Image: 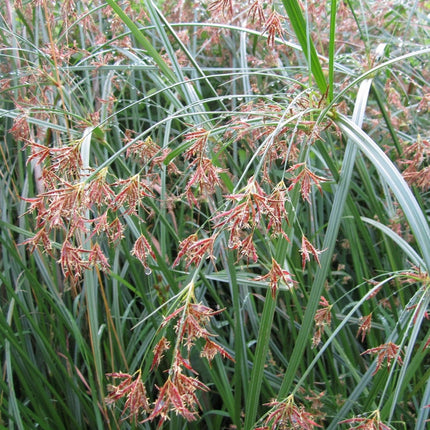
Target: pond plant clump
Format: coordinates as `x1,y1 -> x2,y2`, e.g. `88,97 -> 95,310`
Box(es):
1,0 -> 430,428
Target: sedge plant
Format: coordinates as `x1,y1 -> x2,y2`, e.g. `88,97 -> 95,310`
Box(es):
1,0 -> 429,428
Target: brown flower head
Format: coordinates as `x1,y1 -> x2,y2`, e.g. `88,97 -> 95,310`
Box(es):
288,163 -> 328,204
264,395 -> 322,429
106,371 -> 150,423
300,235 -> 324,270
312,296 -> 332,347
340,409 -> 392,429
173,232 -> 218,268
357,313 -> 372,343
254,257 -> 295,299
263,11 -> 285,47
362,342 -> 404,375
131,234 -> 156,274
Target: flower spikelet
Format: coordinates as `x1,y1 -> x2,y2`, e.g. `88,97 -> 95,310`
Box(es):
185,157 -> 226,206
263,11 -> 285,47
113,174 -> 153,215
312,296 -> 332,347
125,134 -> 160,164
288,163 -> 328,204
173,232 -> 218,268
151,337 -> 171,371
173,302 -> 223,350
362,342 -> 404,375
248,0 -> 265,24
106,371 -> 150,423
254,257 -> 295,299
208,0 -> 233,17
266,181 -> 290,240
300,235 -> 324,270
357,313 -> 372,342
88,242 -> 110,273
131,234 -> 156,273
263,395 -> 322,429
183,127 -> 210,160
147,370 -> 209,425
59,240 -> 90,282
340,409 -> 392,429
213,177 -> 285,262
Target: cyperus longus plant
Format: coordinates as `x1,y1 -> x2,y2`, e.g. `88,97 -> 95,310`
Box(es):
1,0 -> 429,429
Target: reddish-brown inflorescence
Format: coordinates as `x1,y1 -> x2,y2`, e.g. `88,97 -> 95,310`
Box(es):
266,181 -> 290,241
131,234 -> 156,274
173,233 -> 218,268
357,313 -> 373,342
399,136 -> 430,191
146,292 -> 233,425
248,0 -> 265,24
50,141 -> 83,176
183,127 -> 211,160
162,301 -> 227,353
112,174 -> 154,216
125,134 -> 160,164
207,0 -> 234,17
340,409 -> 392,429
288,163 -> 328,204
312,296 -> 332,347
263,395 -> 322,429
213,177 -> 290,263
362,342 -> 404,375
88,242 -> 111,273
185,157 -> 227,207
85,168 -> 115,208
263,10 -> 285,47
180,126 -> 227,207
107,285 -> 233,426
201,337 -> 234,362
151,336 -> 171,371
147,364 -> 209,426
254,257 -> 295,299
106,371 -> 151,424
59,240 -> 91,282
300,235 -> 324,270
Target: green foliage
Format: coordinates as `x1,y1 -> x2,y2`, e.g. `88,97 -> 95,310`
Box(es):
1,0 -> 429,428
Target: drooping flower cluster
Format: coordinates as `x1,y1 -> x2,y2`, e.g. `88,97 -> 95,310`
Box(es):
212,177 -> 291,263
340,409 -> 393,430
253,257 -> 295,298
357,313 -> 373,343
362,342 -> 404,376
312,296 -> 332,347
106,371 -> 151,424
106,283 -> 233,426
256,395 -> 322,429
22,142 -> 160,285
399,136 -> 430,191
182,127 -> 227,207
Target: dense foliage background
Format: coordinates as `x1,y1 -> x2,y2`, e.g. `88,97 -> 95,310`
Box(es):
1,0 -> 430,428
